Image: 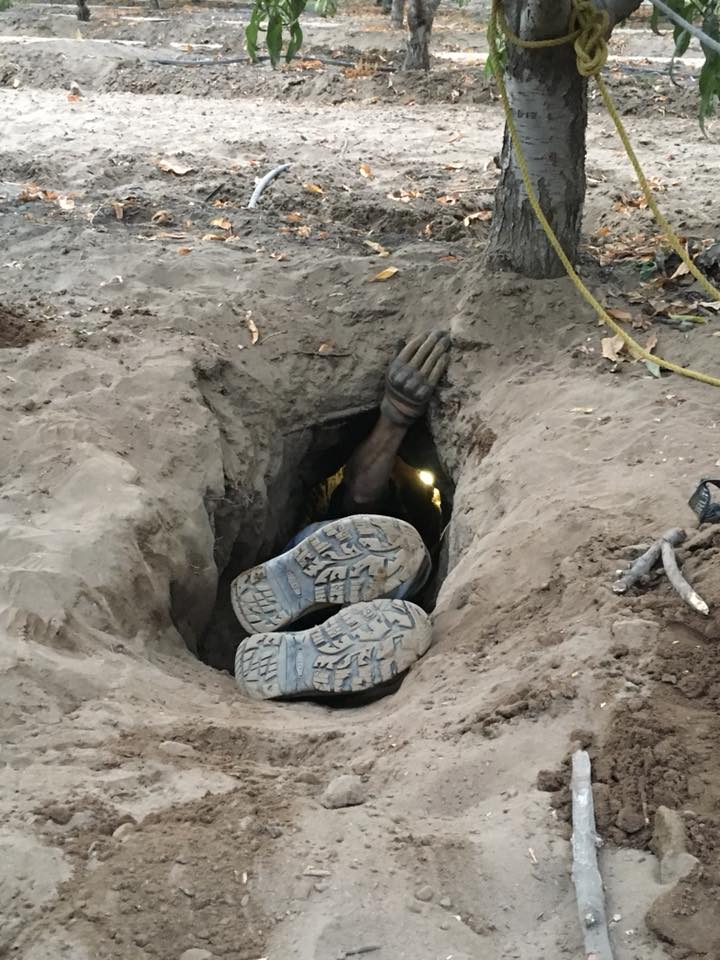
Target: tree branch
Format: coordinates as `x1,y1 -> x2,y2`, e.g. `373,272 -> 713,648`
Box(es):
594,0 -> 644,29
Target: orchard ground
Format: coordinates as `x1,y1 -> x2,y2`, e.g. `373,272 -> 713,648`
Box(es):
1,2 -> 720,958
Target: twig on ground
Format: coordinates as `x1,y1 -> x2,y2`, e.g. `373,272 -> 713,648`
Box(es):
661,538 -> 709,615
205,183 -> 225,203
571,750 -> 615,960
612,527 -> 685,593
149,53 -> 394,71
248,163 -> 290,209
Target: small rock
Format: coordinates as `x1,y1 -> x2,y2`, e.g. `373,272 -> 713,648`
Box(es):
296,770 -> 321,785
616,806 -> 646,834
415,885 -> 434,902
320,775 -> 366,809
112,823 -> 135,842
407,900 -> 422,914
439,897 -> 452,909
500,787 -> 519,800
240,894 -> 250,907
266,824 -> 283,839
179,951 -> 214,960
652,806 -> 687,860
350,754 -> 376,776
43,804 -> 73,826
159,740 -> 197,759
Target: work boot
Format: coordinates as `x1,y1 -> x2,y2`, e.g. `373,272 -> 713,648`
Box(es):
234,598 -> 432,699
230,515 -> 431,634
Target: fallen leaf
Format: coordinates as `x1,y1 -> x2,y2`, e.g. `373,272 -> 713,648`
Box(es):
671,261 -> 690,279
245,311 -> 259,344
571,407 -> 594,414
363,239 -> 390,257
423,223 -> 433,238
439,254 -> 462,262
157,159 -> 195,176
448,131 -> 465,143
436,194 -> 461,205
177,247 -> 193,255
57,195 -> 75,211
110,200 -> 124,220
644,332 -> 658,352
152,210 -> 172,224
154,231 -> 187,239
67,93 -> 81,103
699,300 -> 720,313
318,340 -> 335,355
601,334 -> 626,362
211,216 -> 232,230
286,212 -> 303,223
372,266 -> 398,281
387,188 -> 420,203
643,359 -> 662,378
270,251 -> 287,261
296,225 -> 312,238
359,163 -> 374,179
201,233 -> 227,241
606,308 -> 632,322
303,182 -> 324,195
463,210 -> 492,226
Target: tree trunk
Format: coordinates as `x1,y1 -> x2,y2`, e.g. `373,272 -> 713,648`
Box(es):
391,0 -> 405,29
486,0 -> 585,278
403,0 -> 440,70
380,0 -> 392,14
76,0 -> 90,20
486,0 -> 644,278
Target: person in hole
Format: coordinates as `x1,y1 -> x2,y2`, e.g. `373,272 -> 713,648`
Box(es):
231,329 -> 451,700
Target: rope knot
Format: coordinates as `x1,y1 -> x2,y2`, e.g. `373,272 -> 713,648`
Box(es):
570,0 -> 610,77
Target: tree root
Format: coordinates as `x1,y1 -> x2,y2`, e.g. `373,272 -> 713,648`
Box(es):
661,539 -> 709,616
612,527 -> 685,593
612,527 -> 710,616
571,750 -> 615,960
247,163 -> 290,210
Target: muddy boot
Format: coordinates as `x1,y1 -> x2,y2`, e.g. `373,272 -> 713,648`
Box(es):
230,515 -> 430,634
234,598 -> 432,699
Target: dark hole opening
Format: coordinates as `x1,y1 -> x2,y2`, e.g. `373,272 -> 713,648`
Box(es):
198,410 -> 455,701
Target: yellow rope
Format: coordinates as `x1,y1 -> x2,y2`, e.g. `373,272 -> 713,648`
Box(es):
487,0 -> 720,388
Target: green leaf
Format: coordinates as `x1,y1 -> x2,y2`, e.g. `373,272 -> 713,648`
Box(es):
245,17 -> 260,61
674,28 -> 692,57
286,20 -> 304,60
650,4 -> 661,33
313,0 -> 337,16
643,359 -> 662,378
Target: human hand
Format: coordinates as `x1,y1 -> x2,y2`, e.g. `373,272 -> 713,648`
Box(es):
381,329 -> 451,427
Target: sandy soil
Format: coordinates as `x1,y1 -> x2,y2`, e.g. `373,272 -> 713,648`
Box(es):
1,2 -> 720,959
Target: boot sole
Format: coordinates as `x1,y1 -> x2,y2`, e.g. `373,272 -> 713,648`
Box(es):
234,599 -> 432,699
230,515 -> 430,634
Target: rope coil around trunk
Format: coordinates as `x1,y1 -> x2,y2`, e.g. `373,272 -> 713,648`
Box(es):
488,0 -> 720,389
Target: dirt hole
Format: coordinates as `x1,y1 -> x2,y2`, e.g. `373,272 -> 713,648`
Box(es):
198,411 -> 455,687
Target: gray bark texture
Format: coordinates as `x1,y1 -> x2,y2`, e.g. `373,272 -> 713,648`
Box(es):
391,0 -> 405,29
404,0 -> 441,70
487,0 -> 643,278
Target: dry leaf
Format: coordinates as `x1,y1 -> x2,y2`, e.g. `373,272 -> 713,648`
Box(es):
318,340 -> 335,355
439,254 -> 462,262
67,93 -> 81,103
359,163 -> 374,179
448,131 -> 465,144
670,261 -> 690,279
387,188 -> 420,203
644,332 -> 658,353
436,194 -> 460,205
157,159 -> 195,176
286,212 -> 303,223
57,195 -> 75,211
601,334 -> 626,362
463,210 -> 492,226
154,231 -> 187,239
270,251 -> 287,261
303,182 -> 324,195
110,200 -> 124,220
201,233 -> 227,241
177,247 -> 193,255
152,210 -> 172,224
699,300 -> 720,313
296,225 -> 312,238
372,266 -> 398,282
211,216 -> 232,230
571,407 -> 594,414
606,308 -> 632,322
363,240 -> 389,257
245,311 -> 259,345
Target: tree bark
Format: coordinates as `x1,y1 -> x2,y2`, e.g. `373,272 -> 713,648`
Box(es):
403,0 -> 440,70
391,0 -> 405,29
486,0 -> 643,278
487,0 -> 586,277
76,0 -> 90,20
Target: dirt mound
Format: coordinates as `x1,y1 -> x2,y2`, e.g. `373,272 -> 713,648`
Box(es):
0,304 -> 46,348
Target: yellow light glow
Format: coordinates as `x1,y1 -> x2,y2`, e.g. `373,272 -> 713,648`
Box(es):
418,469 -> 435,487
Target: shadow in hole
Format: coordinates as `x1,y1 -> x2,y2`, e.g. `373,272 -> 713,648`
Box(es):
197,412 -> 454,696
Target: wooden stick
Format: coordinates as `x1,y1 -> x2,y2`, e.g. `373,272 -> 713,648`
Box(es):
661,539 -> 710,615
612,527 -> 685,593
247,163 -> 290,210
571,751 -> 615,960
